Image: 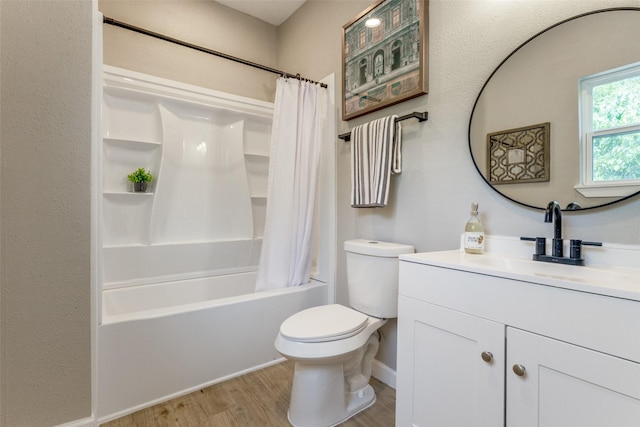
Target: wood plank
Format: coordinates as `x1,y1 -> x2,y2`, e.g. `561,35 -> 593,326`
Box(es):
101,360 -> 396,426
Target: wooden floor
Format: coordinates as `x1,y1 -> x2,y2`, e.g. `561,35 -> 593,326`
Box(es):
101,360 -> 396,427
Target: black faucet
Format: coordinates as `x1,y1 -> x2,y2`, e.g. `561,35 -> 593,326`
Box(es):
544,201 -> 563,257
520,201 -> 602,266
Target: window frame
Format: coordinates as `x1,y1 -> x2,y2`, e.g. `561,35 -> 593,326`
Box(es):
577,62 -> 640,197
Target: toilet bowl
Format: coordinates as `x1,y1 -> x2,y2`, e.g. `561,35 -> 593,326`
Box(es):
275,239 -> 414,427
275,304 -> 386,427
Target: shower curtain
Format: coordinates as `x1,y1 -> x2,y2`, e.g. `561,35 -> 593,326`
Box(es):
255,77 -> 326,291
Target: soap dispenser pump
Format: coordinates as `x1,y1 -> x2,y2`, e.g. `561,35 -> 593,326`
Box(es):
464,202 -> 485,254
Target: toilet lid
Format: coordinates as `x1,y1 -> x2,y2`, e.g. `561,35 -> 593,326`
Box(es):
280,304 -> 369,343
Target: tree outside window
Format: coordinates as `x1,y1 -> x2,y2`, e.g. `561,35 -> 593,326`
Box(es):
580,63 -> 640,189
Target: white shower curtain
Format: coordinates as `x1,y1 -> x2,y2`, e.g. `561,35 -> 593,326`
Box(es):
255,77 -> 326,291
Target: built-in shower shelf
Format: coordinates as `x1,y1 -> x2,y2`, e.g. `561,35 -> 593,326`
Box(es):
103,243 -> 148,249
103,191 -> 154,196
104,137 -> 161,148
102,67 -> 272,277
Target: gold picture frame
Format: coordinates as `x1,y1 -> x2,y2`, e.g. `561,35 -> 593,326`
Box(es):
342,0 -> 429,121
487,122 -> 551,185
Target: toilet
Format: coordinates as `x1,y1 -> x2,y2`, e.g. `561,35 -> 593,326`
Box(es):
275,239 -> 414,427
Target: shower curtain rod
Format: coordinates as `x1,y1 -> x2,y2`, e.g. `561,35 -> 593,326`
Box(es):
102,16 -> 328,89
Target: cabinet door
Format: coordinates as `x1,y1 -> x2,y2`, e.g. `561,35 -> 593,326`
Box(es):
507,327 -> 640,427
397,296 -> 505,427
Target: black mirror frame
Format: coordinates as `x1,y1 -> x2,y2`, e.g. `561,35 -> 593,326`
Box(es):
468,7 -> 640,212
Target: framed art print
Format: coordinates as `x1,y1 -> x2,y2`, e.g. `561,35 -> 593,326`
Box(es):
487,122 -> 551,184
342,0 -> 429,120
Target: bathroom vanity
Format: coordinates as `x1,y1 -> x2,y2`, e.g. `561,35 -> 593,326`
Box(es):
396,237 -> 640,426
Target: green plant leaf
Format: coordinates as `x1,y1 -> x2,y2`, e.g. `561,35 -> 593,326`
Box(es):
127,167 -> 153,183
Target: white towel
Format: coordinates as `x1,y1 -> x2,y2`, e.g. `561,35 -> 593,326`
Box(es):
350,115 -> 402,207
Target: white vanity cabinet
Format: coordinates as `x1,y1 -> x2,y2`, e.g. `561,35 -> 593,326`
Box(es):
397,296 -> 505,426
506,327 -> 640,427
396,251 -> 640,427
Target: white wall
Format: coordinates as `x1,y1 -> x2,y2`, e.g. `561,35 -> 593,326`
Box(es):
0,0 -> 93,425
279,0 -> 640,370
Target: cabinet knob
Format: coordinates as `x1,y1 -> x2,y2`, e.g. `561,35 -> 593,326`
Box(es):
512,364 -> 526,377
480,351 -> 493,363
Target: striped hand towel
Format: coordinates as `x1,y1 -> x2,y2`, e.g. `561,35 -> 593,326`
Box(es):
350,115 -> 402,207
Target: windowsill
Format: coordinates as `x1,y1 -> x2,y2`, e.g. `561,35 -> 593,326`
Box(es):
574,182 -> 640,198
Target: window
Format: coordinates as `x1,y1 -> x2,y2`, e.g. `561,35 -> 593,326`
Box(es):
392,7 -> 400,28
359,58 -> 367,86
391,40 -> 402,70
578,62 -> 640,197
372,20 -> 384,43
374,50 -> 384,77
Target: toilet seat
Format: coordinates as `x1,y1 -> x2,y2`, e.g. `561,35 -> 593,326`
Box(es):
279,304 -> 369,343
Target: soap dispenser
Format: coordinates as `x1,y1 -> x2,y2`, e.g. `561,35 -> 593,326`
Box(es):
464,202 -> 485,254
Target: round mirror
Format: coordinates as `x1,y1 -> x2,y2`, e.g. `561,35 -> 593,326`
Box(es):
469,8 -> 640,211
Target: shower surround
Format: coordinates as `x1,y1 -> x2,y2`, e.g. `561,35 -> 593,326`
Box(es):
97,67 -> 329,421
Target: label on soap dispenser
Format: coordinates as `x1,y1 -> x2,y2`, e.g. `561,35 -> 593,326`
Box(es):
464,232 -> 485,252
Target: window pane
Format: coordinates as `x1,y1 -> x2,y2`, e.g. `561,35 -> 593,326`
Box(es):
592,75 -> 640,131
592,131 -> 640,181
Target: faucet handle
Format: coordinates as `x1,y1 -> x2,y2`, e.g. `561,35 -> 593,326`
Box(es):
570,240 -> 603,260
520,236 -> 546,255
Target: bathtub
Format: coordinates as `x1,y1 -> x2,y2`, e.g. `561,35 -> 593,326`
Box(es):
97,271 -> 328,422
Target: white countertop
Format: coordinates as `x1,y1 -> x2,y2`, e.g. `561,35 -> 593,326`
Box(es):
400,236 -> 640,302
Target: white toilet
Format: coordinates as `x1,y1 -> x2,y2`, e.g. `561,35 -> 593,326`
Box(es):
274,239 -> 414,427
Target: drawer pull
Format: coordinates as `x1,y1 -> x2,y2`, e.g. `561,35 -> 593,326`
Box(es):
512,364 -> 526,377
481,351 -> 493,363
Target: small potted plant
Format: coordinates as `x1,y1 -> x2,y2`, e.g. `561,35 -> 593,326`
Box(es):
127,167 -> 153,193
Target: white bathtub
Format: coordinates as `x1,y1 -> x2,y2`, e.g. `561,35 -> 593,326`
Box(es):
97,271 -> 328,422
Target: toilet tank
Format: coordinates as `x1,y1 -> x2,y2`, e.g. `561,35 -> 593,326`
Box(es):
344,239 -> 414,318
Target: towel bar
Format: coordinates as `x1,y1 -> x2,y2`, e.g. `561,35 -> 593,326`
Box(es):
338,112 -> 428,142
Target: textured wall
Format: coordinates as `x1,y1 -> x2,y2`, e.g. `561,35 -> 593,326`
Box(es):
99,0 -> 279,102
0,0 -> 93,425
278,0 -> 640,371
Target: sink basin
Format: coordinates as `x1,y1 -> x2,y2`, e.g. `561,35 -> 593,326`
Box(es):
465,255 -> 630,285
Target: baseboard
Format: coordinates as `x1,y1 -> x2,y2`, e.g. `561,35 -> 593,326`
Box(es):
371,359 -> 396,389
55,416 -> 97,427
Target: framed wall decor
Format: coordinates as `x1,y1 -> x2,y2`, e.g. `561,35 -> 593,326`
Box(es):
487,122 -> 551,185
342,0 -> 429,121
